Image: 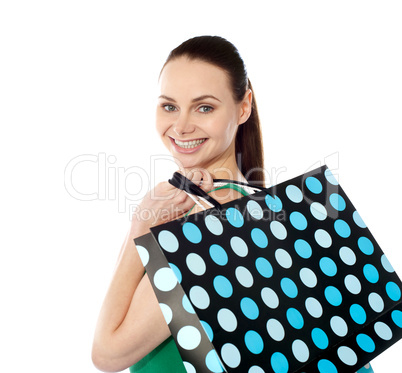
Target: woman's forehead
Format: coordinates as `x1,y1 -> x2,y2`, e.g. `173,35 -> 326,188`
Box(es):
158,57 -> 232,100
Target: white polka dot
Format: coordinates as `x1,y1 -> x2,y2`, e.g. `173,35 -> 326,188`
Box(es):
261,287 -> 279,309
217,308 -> 238,332
266,318 -> 285,341
337,346 -> 358,366
235,266 -> 254,288
230,236 -> 248,257
292,339 -> 309,362
189,286 -> 210,310
344,274 -> 362,295
339,246 -> 356,266
221,343 -> 241,368
374,321 -> 393,340
247,200 -> 264,220
183,361 -> 196,373
186,253 -> 206,276
305,297 -> 323,318
153,267 -> 178,292
299,267 -> 317,288
330,316 -> 348,337
205,215 -> 224,235
177,326 -> 201,350
159,303 -> 173,324
136,245 -> 149,266
270,221 -> 287,240
315,229 -> 332,248
310,202 -> 327,221
248,366 -> 265,373
368,292 -> 384,313
158,230 -> 179,253
275,248 -> 292,269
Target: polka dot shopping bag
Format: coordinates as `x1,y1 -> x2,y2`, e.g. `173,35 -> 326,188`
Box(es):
134,165 -> 402,373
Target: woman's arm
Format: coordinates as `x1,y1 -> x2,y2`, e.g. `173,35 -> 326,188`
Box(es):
91,182 -> 196,372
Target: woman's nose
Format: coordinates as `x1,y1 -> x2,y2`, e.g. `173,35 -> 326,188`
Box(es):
172,113 -> 195,136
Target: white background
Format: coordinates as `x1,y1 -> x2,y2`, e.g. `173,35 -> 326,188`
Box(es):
1,1 -> 401,372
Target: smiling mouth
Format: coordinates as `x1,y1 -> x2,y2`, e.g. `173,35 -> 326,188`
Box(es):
173,138 -> 207,149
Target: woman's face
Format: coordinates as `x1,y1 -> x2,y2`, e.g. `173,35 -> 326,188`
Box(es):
156,57 -> 250,172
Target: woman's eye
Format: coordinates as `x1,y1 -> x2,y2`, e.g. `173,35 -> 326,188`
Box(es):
198,106 -> 213,113
163,104 -> 177,112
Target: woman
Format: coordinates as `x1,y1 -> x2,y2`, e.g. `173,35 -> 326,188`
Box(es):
92,36 -> 374,373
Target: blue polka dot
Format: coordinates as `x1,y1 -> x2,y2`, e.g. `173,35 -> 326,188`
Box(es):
358,237 -> 374,255
200,320 -> 213,341
281,277 -> 298,298
241,297 -> 259,320
245,330 -> 264,354
356,334 -> 375,353
353,210 -> 366,228
325,286 -> 342,306
310,202 -> 327,221
182,222 -> 202,244
168,263 -> 182,283
330,193 -> 346,211
311,328 -> 329,349
350,304 -> 367,324
286,185 -> 303,203
315,229 -> 332,248
271,352 -> 289,373
289,211 -> 308,230
205,350 -> 224,372
255,257 -> 273,278
391,310 -> 402,328
226,207 -> 244,228
381,255 -> 395,273
209,244 -> 228,266
230,236 -> 248,257
265,194 -> 283,212
204,215 -> 223,235
317,359 -> 338,373
334,219 -> 351,238
158,230 -> 179,253
386,282 -> 401,301
182,294 -> 195,314
270,221 -> 287,240
213,275 -> 233,298
306,176 -> 323,194
251,228 -> 268,248
266,319 -> 285,341
363,264 -> 379,284
325,169 -> 339,185
294,239 -> 312,259
247,200 -> 264,220
319,257 -> 337,277
286,308 -> 304,329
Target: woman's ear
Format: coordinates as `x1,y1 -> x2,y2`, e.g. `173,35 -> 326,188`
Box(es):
238,89 -> 253,125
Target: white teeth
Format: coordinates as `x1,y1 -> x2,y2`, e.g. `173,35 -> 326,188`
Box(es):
174,138 -> 206,149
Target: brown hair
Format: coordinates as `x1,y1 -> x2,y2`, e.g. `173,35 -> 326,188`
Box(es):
161,35 -> 265,185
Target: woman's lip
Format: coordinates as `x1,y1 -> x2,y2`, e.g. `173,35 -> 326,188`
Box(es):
168,136 -> 208,154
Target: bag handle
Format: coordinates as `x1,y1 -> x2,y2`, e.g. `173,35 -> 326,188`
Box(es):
168,172 -> 273,210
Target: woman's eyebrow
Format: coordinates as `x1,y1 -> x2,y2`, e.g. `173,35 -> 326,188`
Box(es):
158,94 -> 222,103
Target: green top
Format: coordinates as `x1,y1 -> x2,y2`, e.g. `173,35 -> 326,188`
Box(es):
130,183 -> 250,372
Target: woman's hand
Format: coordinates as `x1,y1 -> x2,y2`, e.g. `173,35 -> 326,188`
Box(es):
130,168 -> 214,237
